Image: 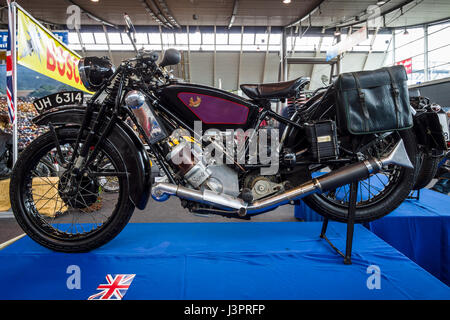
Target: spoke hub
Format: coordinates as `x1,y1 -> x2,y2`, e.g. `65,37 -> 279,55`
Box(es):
58,170 -> 99,209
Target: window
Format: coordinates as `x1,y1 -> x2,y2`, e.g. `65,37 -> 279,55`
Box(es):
319,36 -> 334,51
93,33 -> 107,44
269,33 -> 281,45
148,33 -> 161,44
80,33 -> 95,44
428,63 -> 450,81
395,27 -> 424,48
428,46 -> 450,69
121,33 -> 131,44
293,36 -> 321,51
68,32 -> 79,44
107,33 -> 122,44
202,33 -> 215,45
84,44 -> 109,51
175,32 -> 188,45
135,33 -> 149,44
161,33 -> 175,45
242,33 -> 255,45
395,38 -> 424,62
229,33 -> 241,45
428,25 -> 450,51
428,22 -> 450,35
427,22 -> 450,81
371,34 -> 392,52
215,33 -> 228,44
255,33 -> 267,46
189,31 -> 202,44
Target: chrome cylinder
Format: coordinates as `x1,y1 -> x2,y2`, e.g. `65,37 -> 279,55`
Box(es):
124,90 -> 167,144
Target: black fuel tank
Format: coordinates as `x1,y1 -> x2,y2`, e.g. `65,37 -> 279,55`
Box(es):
158,83 -> 259,131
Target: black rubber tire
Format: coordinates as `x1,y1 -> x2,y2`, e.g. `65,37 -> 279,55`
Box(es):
413,152 -> 441,190
10,127 -> 135,252
302,129 -> 417,223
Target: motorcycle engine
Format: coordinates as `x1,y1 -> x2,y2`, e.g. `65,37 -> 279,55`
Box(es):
164,135 -> 240,197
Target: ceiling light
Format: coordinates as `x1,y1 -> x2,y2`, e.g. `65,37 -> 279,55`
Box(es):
283,0 -> 291,4
91,0 -> 99,2
334,29 -> 341,36
403,28 -> 409,35
377,1 -> 386,5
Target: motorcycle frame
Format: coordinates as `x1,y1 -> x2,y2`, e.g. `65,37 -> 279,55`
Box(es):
70,64 -> 356,190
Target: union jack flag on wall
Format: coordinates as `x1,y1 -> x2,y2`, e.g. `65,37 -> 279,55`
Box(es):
88,274 -> 136,300
6,0 -> 16,124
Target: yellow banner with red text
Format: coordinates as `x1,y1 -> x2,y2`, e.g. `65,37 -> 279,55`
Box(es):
16,8 -> 91,93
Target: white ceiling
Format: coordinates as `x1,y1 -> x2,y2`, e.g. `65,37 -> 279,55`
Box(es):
0,0 -> 448,28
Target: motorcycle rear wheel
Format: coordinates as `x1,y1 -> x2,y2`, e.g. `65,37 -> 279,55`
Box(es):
10,127 -> 135,252
302,129 -> 417,223
300,101 -> 418,223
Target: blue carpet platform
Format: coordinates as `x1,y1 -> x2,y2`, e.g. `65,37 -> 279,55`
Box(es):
295,188 -> 450,286
0,222 -> 449,300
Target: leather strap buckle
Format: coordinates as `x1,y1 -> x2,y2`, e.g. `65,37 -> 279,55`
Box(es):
359,91 -> 365,100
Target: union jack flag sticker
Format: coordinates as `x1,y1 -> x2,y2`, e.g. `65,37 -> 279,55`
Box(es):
88,274 -> 136,300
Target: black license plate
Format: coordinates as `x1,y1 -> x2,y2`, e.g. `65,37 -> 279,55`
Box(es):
33,91 -> 84,114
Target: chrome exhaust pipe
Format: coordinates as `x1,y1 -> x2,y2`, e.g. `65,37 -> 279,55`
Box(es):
152,139 -> 413,215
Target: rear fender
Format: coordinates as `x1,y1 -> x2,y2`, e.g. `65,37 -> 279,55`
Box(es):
412,111 -> 447,152
33,106 -> 151,210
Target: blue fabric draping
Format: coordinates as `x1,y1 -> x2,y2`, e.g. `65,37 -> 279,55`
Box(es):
0,222 -> 448,299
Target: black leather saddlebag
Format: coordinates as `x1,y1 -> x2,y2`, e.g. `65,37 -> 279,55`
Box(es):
335,65 -> 413,135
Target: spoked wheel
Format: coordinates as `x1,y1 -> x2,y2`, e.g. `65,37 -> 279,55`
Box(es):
10,127 -> 134,252
97,161 -> 120,193
302,103 -> 418,223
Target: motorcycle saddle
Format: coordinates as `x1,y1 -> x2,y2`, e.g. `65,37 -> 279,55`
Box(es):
240,77 -> 310,100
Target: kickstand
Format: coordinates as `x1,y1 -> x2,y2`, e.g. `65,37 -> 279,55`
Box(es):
320,180 -> 358,265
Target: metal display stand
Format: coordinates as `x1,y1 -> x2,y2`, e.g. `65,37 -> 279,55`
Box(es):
319,180 -> 358,265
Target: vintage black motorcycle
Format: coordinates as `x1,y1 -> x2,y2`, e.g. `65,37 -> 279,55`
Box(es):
11,17 -> 441,252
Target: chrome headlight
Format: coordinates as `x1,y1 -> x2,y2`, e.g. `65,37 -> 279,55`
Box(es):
78,56 -> 115,91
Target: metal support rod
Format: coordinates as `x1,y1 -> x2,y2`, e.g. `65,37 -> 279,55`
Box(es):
75,27 -> 86,56
159,25 -> 164,52
392,29 -> 396,65
424,24 -> 429,81
102,24 -> 114,65
329,63 -> 335,84
362,27 -> 379,70
282,27 -> 288,82
11,2 -> 18,164
213,25 -> 216,87
186,25 -> 191,82
261,26 -> 271,83
237,25 -> 244,91
277,27 -> 288,114
309,36 -> 324,86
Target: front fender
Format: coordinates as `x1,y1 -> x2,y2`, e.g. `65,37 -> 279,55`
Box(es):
33,106 -> 151,210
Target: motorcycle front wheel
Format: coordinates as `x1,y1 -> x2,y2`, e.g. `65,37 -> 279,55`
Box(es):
10,127 -> 135,252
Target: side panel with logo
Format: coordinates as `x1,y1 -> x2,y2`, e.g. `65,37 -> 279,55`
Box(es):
177,92 -> 249,125
159,83 -> 259,131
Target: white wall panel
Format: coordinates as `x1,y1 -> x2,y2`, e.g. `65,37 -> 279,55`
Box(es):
240,53 -> 265,85
81,50 -> 387,91
215,52 -> 239,91
189,52 -> 214,86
